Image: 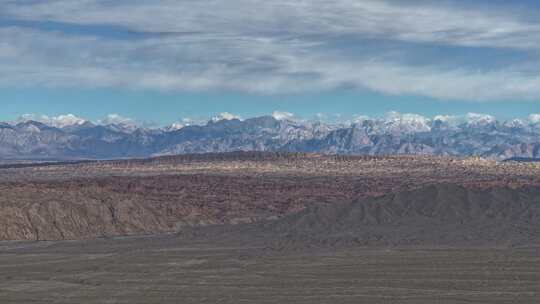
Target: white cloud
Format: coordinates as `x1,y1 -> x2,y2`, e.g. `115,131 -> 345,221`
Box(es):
0,43 -> 18,58
300,58 -> 540,101
5,0 -> 540,50
2,25 -> 540,101
2,1 -> 540,101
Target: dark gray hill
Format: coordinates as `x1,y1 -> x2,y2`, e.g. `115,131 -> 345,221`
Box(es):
185,184 -> 540,248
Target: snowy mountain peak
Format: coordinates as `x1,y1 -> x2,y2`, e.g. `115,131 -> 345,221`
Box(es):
432,113 -> 498,129
51,114 -> 87,128
211,112 -> 241,122
16,113 -> 88,129
381,111 -> 431,133
529,114 -> 540,125
352,115 -> 371,124
272,111 -> 295,121
504,119 -> 527,129
1,112 -> 540,160
98,114 -> 138,132
18,121 -> 43,133
465,113 -> 496,126
433,115 -> 456,123
164,122 -> 186,131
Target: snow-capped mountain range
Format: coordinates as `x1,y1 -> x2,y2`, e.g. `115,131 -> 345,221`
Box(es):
1,112 -> 539,161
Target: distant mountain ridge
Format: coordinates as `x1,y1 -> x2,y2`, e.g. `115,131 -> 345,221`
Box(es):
504,157 -> 540,163
1,113 -> 539,160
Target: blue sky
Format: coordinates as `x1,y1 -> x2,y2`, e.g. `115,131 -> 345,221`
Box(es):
1,0 -> 539,124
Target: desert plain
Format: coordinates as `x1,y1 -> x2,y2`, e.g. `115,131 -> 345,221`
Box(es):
2,152 -> 540,303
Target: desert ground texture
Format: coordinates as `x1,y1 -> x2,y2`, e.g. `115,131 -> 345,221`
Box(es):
2,152 -> 540,303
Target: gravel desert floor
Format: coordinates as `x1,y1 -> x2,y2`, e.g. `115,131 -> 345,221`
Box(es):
2,236 -> 540,304
2,153 -> 540,303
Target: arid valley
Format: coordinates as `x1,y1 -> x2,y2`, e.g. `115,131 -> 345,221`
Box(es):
2,152 -> 540,303
4,1 -> 540,302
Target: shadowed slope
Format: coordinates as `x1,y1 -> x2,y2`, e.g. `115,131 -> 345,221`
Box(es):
272,184 -> 540,247
190,184 -> 540,248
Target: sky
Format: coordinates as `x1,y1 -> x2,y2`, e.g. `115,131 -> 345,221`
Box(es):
1,0 -> 540,125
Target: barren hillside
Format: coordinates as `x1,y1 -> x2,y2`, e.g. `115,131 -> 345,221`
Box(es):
1,152 -> 540,241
